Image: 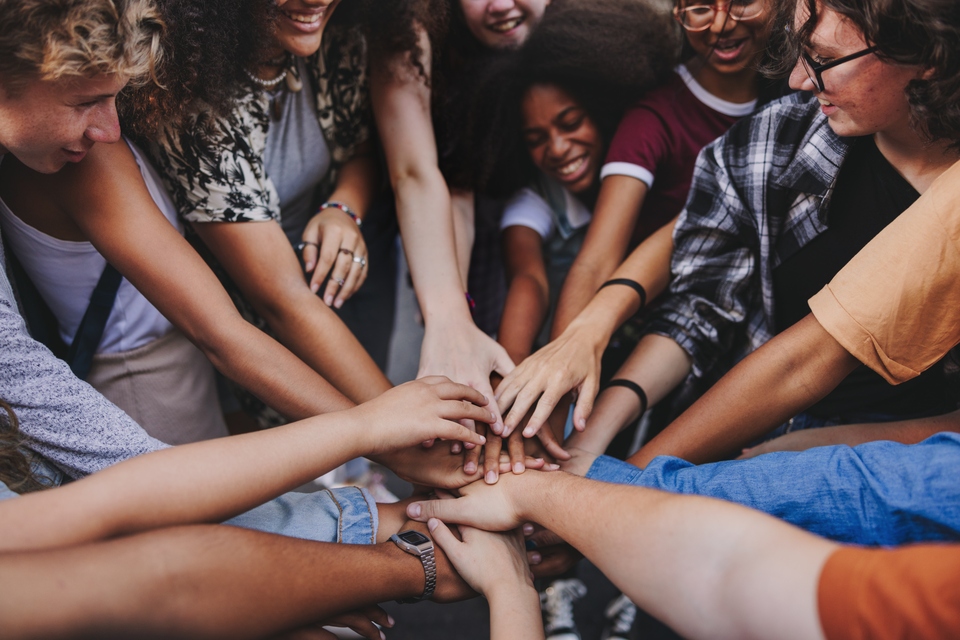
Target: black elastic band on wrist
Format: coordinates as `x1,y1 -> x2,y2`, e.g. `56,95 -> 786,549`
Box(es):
599,278 -> 646,310
605,379 -> 648,416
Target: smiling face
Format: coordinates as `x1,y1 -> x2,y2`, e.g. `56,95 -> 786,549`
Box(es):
787,2 -> 919,139
272,0 -> 342,58
521,84 -> 602,194
0,73 -> 126,174
459,0 -> 551,49
679,0 -> 771,76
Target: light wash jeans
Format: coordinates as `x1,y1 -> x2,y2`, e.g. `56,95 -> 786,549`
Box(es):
585,433 -> 960,546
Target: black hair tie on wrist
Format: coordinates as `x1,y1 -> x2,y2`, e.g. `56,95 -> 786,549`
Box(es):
605,379 -> 648,416
599,278 -> 646,310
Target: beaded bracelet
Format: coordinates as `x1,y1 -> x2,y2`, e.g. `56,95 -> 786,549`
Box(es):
604,379 -> 648,416
320,201 -> 362,228
598,278 -> 646,310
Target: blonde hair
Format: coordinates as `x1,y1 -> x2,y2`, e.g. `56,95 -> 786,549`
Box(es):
0,0 -> 163,94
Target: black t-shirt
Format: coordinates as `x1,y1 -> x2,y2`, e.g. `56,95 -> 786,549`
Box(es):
773,137 -> 950,419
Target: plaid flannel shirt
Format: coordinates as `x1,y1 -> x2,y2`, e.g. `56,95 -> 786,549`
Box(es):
646,93 -> 852,378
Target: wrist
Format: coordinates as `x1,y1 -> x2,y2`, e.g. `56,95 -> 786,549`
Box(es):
376,542 -> 425,600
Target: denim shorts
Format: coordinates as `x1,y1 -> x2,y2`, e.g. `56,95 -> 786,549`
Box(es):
225,486 -> 379,545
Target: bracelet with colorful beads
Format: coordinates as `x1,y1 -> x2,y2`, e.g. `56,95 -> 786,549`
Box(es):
319,201 -> 362,228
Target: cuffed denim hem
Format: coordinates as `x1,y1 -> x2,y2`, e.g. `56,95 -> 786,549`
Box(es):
224,486 -> 379,545
586,454 -> 643,485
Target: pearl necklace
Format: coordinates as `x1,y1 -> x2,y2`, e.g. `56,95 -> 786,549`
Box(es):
244,66 -> 288,89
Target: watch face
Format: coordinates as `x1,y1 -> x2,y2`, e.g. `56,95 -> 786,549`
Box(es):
399,530 -> 430,546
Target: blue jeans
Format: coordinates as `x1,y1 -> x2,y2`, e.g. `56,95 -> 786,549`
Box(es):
226,486 -> 379,544
585,433 -> 960,545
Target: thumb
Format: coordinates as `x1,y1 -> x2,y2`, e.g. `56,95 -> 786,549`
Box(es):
407,497 -> 471,524
491,346 -> 516,378
427,518 -> 461,555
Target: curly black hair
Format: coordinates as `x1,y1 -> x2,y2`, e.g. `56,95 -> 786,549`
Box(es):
355,0 -> 449,82
118,0 -> 278,138
767,0 -> 960,146
466,0 -> 679,198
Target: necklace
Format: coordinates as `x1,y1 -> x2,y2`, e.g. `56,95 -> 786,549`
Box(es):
244,66 -> 288,89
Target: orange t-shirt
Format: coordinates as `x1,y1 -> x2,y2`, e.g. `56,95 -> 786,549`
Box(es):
808,160 -> 960,385
818,544 -> 960,639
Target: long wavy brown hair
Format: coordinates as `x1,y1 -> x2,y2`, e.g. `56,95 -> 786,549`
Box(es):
0,399 -> 49,494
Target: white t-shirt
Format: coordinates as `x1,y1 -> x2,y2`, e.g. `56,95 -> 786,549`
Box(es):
0,139 -> 177,354
501,186 -> 592,239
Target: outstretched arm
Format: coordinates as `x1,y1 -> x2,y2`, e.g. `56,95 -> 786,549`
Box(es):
370,34 -> 513,433
0,378 -> 491,553
19,143 -> 354,421
496,216 -> 675,437
630,314 -> 859,467
409,471 -> 835,640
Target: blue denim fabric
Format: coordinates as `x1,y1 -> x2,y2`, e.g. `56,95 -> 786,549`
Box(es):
0,480 -> 17,502
585,433 -> 960,546
225,486 -> 379,544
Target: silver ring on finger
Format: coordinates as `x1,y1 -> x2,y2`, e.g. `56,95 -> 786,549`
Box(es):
335,278 -> 345,287
352,255 -> 367,267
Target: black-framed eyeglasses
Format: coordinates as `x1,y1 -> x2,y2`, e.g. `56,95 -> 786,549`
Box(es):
799,46 -> 878,93
674,0 -> 765,32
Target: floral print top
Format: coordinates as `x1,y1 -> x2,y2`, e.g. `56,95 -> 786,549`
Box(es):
145,25 -> 370,225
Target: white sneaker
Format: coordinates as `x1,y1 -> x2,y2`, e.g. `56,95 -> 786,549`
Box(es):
540,578 -> 587,640
600,593 -> 637,640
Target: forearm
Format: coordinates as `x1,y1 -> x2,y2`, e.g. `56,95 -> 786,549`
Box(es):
551,259 -> 620,338
632,315 -> 859,467
487,584 -> 544,640
261,289 -> 391,403
570,334 -> 691,454
753,409 -> 960,454
0,526 -> 423,640
395,172 -> 470,319
202,315 -> 354,418
0,414 -> 367,551
498,275 -> 549,365
516,472 -> 833,640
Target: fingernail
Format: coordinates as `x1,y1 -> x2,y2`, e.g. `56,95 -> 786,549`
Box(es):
387,615 -> 395,627
334,299 -> 344,309
311,282 -> 319,293
485,470 -> 497,484
489,411 -> 496,421
513,462 -> 524,474
523,427 -> 534,437
525,540 -> 538,550
478,435 -> 486,444
535,458 -> 544,463
324,295 -> 333,305
578,417 -> 586,429
408,503 -> 421,518
465,462 -> 476,474
522,523 -> 535,536
529,552 -> 542,564
428,518 -> 439,532
306,262 -> 314,272
380,630 -> 386,640
547,464 -> 560,470
451,443 -> 461,454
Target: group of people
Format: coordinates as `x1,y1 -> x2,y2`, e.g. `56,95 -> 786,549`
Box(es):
0,0 -> 958,638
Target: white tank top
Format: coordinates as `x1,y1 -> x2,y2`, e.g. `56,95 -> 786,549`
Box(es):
0,139 -> 177,354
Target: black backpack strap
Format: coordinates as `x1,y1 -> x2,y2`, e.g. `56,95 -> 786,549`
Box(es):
66,263 -> 122,380
2,233 -> 68,359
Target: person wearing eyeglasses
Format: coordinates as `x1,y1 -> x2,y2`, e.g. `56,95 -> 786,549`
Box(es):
495,0 -> 778,446
528,0 -> 960,469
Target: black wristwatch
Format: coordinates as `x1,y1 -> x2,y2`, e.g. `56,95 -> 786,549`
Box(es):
390,530 -> 437,603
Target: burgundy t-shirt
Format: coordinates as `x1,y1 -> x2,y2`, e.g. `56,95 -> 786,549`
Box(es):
602,65 -> 755,248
